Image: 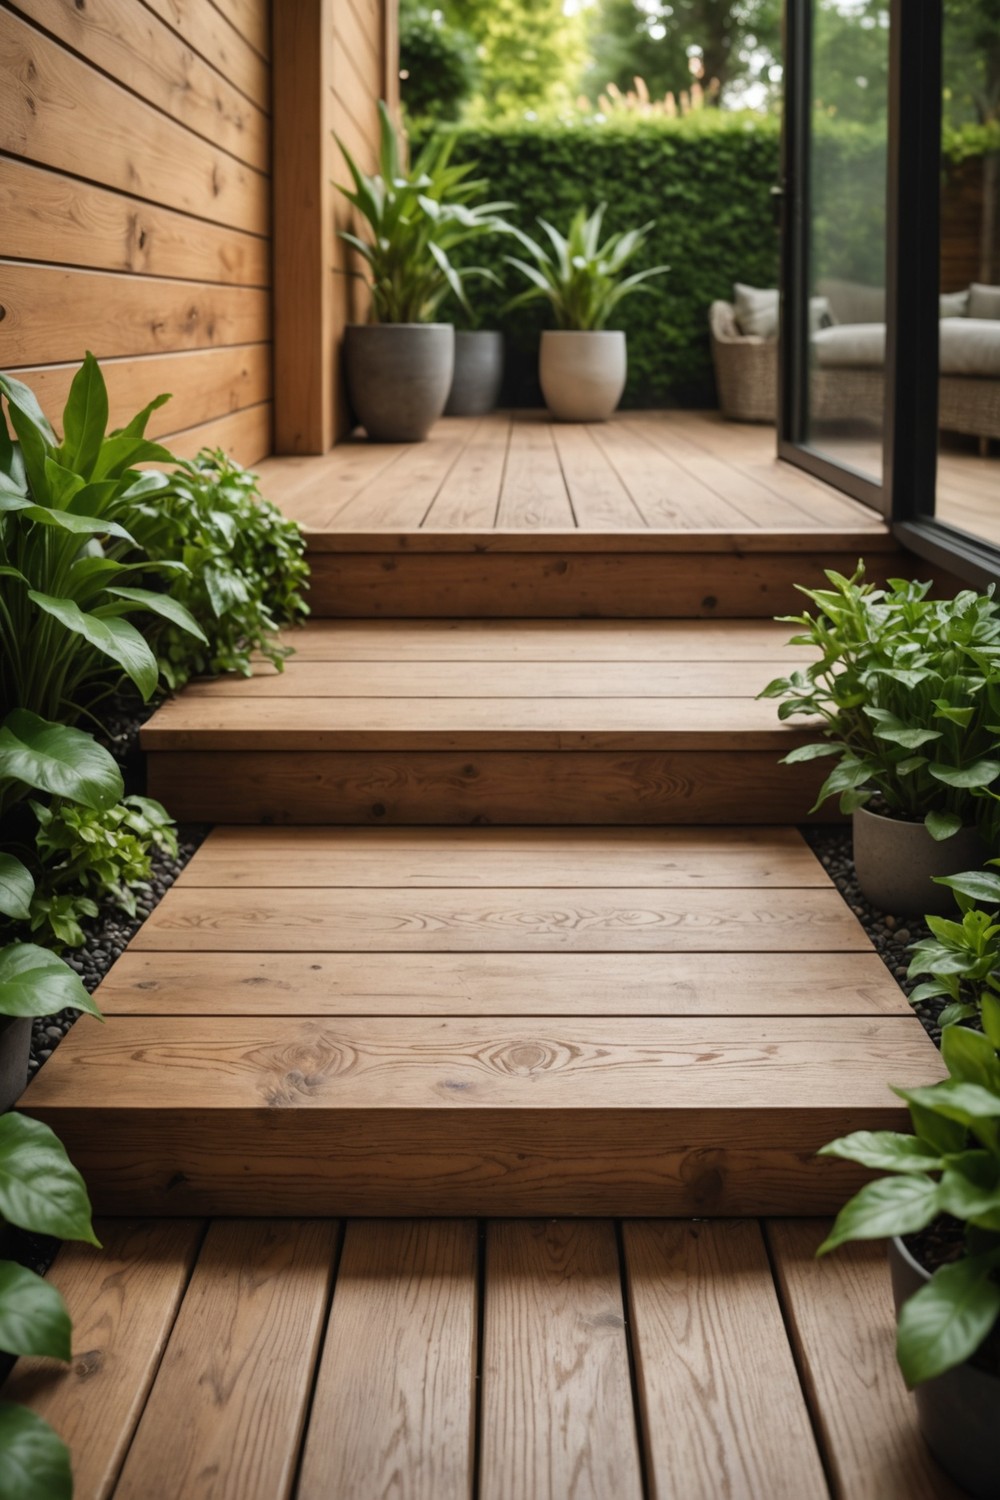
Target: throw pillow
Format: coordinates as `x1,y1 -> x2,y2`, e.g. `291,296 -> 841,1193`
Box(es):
733,283 -> 778,338
968,283 -> 1000,320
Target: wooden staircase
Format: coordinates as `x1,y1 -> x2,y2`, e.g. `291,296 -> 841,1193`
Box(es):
19,413 -> 949,1216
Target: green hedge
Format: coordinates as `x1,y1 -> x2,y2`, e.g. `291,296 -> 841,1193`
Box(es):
416,115 -> 990,407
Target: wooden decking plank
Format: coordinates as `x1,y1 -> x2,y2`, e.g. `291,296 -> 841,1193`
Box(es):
766,1220 -> 965,1500
589,418 -> 755,529
496,418 -> 575,529
421,412 -> 509,529
140,694 -> 814,753
112,1220 -> 338,1500
129,886 -> 868,952
4,1221 -> 202,1500
480,1221 -> 643,1500
624,1220 -> 828,1498
298,1221 -> 477,1500
272,618 -> 806,661
550,423 -> 646,530
93,949 -> 911,1018
22,1016 -> 937,1114
256,441 -> 410,531
176,825 -> 832,889
330,422 -> 474,530
183,659 -> 792,698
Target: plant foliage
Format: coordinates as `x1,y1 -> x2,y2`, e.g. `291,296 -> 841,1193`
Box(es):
505,204 -> 668,330
759,565 -> 1000,842
908,863 -> 1000,1029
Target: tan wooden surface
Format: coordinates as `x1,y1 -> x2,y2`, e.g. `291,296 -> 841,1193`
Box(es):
113,1220 -> 338,1500
176,824 -> 832,887
550,422 -> 645,529
3,1221 -> 203,1500
130,885 -> 868,951
140,0 -> 269,109
767,1220 -> 966,1500
144,747 -> 837,824
299,1221 -> 477,1500
164,404 -> 272,466
495,418 -> 577,530
93,949 -> 910,1018
423,414 -> 511,529
480,1221 -> 643,1500
625,1220 -> 828,1498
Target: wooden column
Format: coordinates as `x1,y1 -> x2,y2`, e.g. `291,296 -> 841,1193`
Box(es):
271,0 -> 336,454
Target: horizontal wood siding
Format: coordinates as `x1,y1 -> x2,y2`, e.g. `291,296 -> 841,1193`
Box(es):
0,0 -> 273,465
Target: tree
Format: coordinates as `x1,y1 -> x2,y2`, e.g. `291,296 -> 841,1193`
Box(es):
399,7 -> 477,123
439,0 -> 589,119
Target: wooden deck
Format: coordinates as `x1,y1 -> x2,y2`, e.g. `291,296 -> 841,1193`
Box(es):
7,1215 -> 961,1500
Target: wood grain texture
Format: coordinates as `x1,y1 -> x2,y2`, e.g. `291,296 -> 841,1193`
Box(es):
767,1220 -> 966,1500
113,1220 -> 338,1500
161,402 -> 272,465
480,1221 -> 643,1500
299,1220 -> 477,1500
141,0 -> 269,110
3,1220 -> 203,1500
0,158 -> 270,286
175,824 -> 832,888
496,418 -> 575,529
0,11 -> 268,232
144,748 -> 837,825
129,885 -> 869,952
624,1220 -> 828,1499
423,413 -> 510,529
92,949 -> 911,1018
550,423 -> 644,530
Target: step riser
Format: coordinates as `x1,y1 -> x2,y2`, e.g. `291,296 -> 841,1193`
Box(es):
30,1109 -> 895,1218
306,550 -> 912,619
147,750 -> 836,825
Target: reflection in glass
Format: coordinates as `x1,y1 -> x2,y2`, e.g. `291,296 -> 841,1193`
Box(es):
932,4 -> 1000,545
805,1 -> 890,482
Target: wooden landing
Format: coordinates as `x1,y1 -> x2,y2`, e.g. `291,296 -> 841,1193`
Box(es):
20,826 -> 943,1217
142,619 -> 834,824
251,411 -> 910,618
6,1215 -> 961,1499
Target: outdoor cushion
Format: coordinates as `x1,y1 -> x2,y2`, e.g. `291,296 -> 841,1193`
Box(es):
812,322 -> 886,368
940,289 -> 970,318
939,318 -> 1000,377
969,282 -> 1000,320
733,284 -> 833,340
817,277 -> 886,325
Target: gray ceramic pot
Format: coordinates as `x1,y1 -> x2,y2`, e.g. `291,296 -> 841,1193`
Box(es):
539,330 -> 627,422
852,804 -> 983,916
0,1016 -> 31,1113
344,323 -> 455,442
890,1235 -> 1000,1497
445,331 -> 504,417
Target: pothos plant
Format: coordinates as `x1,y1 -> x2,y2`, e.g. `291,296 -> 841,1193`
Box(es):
759,565 -> 1000,843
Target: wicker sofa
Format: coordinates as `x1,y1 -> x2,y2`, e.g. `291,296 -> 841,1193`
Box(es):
709,298 -> 1000,442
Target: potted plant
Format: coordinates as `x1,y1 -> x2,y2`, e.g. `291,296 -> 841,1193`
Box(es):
335,102 -> 509,442
504,205 -> 669,422
444,316 -> 505,417
818,1020 -> 1000,1497
759,566 -> 1000,914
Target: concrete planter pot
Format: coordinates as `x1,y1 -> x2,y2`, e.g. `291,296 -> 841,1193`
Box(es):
539,330 -> 627,422
344,323 -> 455,443
0,1016 -> 31,1113
890,1235 -> 1000,1498
445,331 -> 504,417
852,804 -> 982,915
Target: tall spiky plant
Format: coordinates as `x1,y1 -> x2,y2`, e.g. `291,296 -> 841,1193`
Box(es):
504,205 -> 669,330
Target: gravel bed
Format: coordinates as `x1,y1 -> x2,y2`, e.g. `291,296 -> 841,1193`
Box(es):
804,826 -> 944,1046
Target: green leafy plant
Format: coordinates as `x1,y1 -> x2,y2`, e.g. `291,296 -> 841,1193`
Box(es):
120,449 -> 309,690
759,565 -> 1000,842
0,357 -> 206,726
504,204 -> 669,330
335,100 -> 511,323
908,863 -> 1000,1028
818,1024 -> 1000,1386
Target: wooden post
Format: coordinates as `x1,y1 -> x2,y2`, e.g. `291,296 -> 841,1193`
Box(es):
271,0 -> 336,454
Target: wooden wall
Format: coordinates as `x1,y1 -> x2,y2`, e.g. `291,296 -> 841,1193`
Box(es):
0,0 -> 274,465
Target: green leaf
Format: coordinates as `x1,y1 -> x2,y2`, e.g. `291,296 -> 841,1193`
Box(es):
929,760 -> 1000,790
909,1096 -> 969,1155
104,586 -> 208,643
0,1113 -> 99,1244
0,373 -> 57,446
898,1078 -> 1000,1130
28,593 -> 158,701
0,856 -> 34,922
818,1131 -> 942,1174
0,711 -> 123,810
58,351 -> 109,479
780,741 -> 843,763
0,1404 -> 73,1500
938,1153 -> 1000,1228
936,870 -> 1000,904
0,1261 -> 71,1359
0,944 -> 102,1020
897,1251 -> 1000,1385
924,809 -> 964,842
983,991 -> 1000,1051
941,1024 -> 1000,1091
817,1175 -> 942,1254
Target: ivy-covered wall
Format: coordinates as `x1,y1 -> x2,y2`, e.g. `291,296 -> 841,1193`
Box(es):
416,115 -> 993,408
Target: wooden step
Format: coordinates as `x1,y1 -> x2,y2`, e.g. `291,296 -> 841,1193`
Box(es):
19,827 -> 944,1217
7,1215 -> 961,1498
143,619 -> 834,824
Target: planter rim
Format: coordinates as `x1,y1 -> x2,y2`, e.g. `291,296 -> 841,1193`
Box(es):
890,1233 -> 929,1282
856,804 -> 975,833
543,328 -> 626,338
346,322 -> 454,332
